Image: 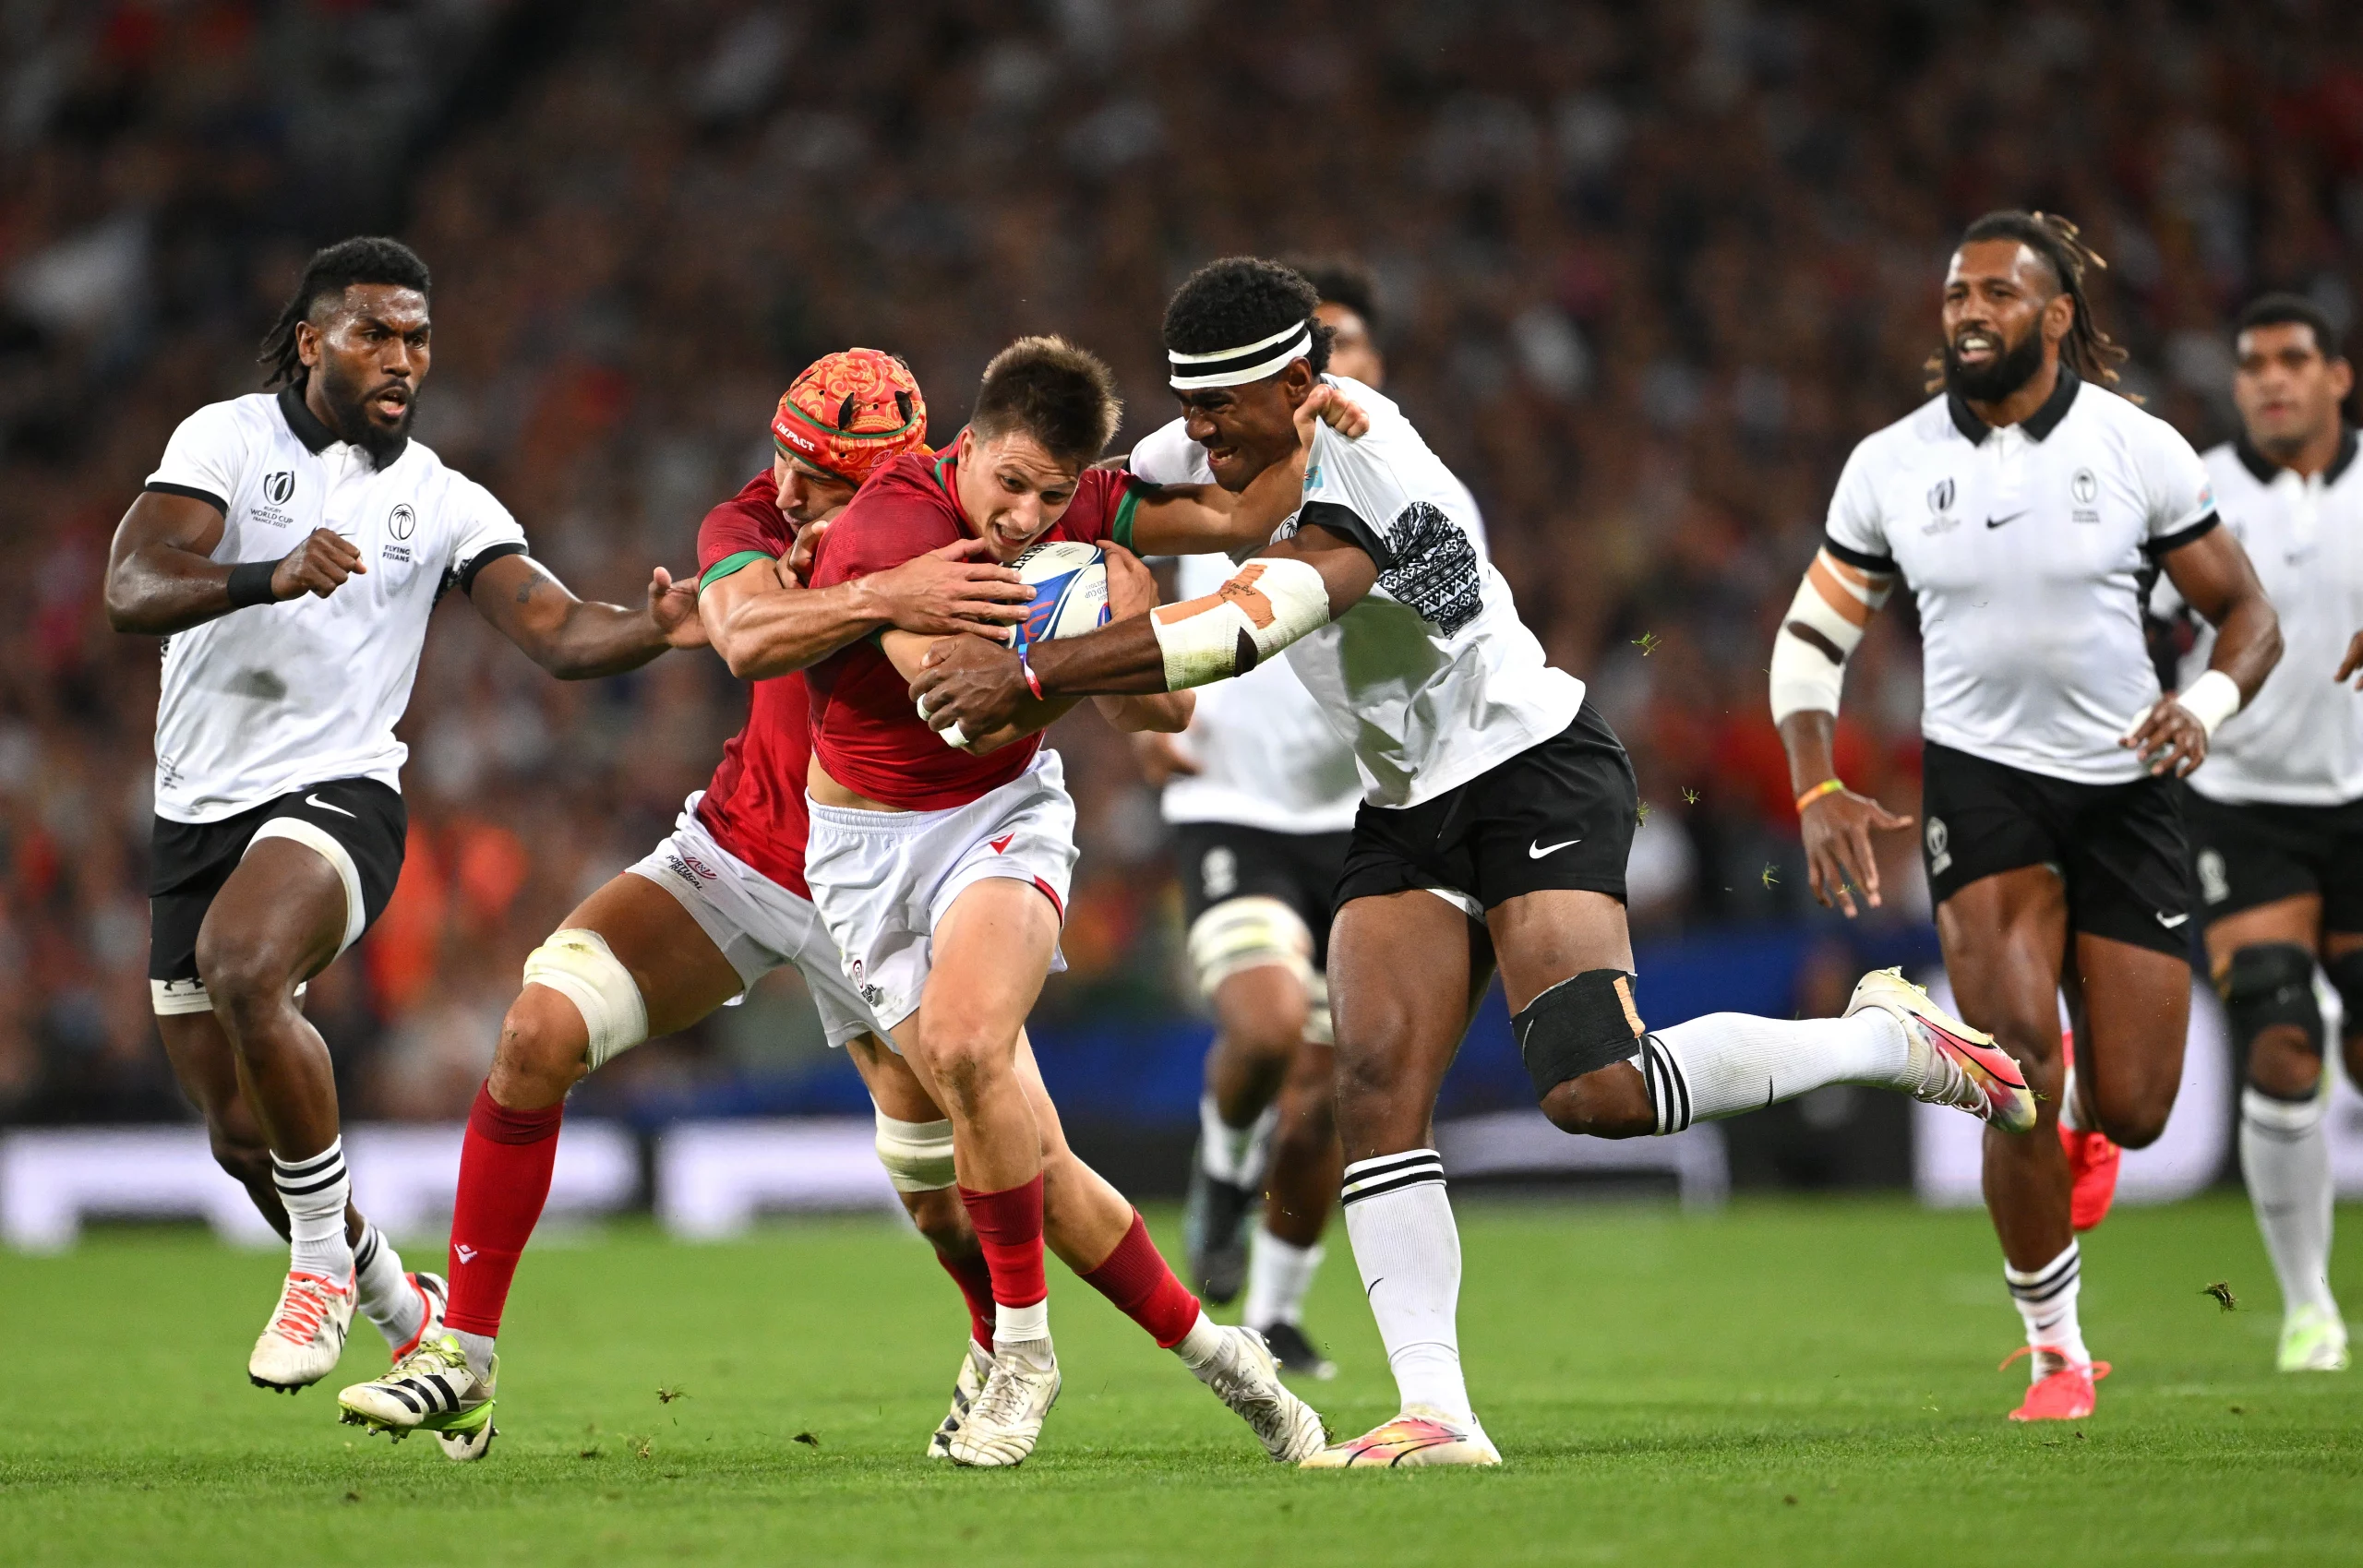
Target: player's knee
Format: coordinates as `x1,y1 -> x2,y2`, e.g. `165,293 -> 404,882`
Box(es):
2221,943 -> 2322,1069
1539,1067 -> 1653,1138
2097,1097 -> 2172,1150
517,928 -> 646,1079
493,987 -> 593,1103
919,1031 -> 1011,1117
190,933 -> 294,1028
1195,899 -> 1314,1055
1513,969 -> 1648,1114
875,1110 -> 957,1192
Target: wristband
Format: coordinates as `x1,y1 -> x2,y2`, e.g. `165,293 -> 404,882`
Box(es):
225,561 -> 279,608
1794,778 -> 1845,814
1020,655 -> 1045,702
2176,668 -> 2242,738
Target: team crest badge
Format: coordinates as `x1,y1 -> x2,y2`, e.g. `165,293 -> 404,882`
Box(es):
2071,468 -> 2098,504
388,503 -> 416,540
1925,815 -> 1952,877
2198,849 -> 2230,905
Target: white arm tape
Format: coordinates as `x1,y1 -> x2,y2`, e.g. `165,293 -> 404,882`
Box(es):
1149,557 -> 1332,690
2176,668 -> 2242,737
1769,555 -> 1888,724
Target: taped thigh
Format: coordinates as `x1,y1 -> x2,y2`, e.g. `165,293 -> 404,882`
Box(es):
1186,894 -> 1314,998
2221,942 -> 2322,1056
523,928 -> 650,1071
874,1109 -> 957,1191
1511,969 -> 1647,1101
246,818 -> 365,953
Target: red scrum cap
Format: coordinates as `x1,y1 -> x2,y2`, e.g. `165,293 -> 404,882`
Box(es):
771,347 -> 929,485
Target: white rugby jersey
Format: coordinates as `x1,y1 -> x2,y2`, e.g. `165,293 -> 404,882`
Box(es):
1825,369 -> 2216,784
1272,377 -> 1582,809
2155,430 -> 2363,806
1130,418 -> 1362,833
142,386 -> 529,822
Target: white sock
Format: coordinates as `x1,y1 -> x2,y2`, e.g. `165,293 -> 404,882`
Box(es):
2059,1057 -> 2088,1132
1173,1309 -> 1226,1374
2241,1086 -> 2339,1319
1638,1011 -> 1912,1131
1241,1227 -> 1323,1329
271,1141 -> 354,1283
1199,1093 -> 1278,1187
2004,1240 -> 2090,1370
353,1221 -> 425,1350
1339,1152 -> 1470,1421
995,1299 -> 1050,1347
452,1329 -> 496,1379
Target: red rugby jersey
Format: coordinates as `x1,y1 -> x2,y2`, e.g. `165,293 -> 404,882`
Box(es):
806,444 -> 1141,810
693,470 -> 818,899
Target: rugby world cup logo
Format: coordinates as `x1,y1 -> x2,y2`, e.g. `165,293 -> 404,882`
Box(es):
263,471 -> 294,504
1925,815 -> 1952,877
1928,477 -> 1954,514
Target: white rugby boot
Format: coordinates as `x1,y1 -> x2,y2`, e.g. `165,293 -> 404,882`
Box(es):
1846,967 -> 2037,1133
1301,1405 -> 1501,1468
247,1269 -> 355,1392
2278,1303 -> 2351,1373
927,1339 -> 994,1458
1195,1325 -> 1326,1463
947,1341 -> 1061,1468
337,1333 -> 498,1462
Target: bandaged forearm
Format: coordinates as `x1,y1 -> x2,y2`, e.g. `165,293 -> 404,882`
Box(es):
1149,557 -> 1332,689
1769,549 -> 1892,724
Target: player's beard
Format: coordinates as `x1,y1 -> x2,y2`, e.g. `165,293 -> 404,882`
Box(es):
313,359 -> 415,468
1942,321 -> 2046,404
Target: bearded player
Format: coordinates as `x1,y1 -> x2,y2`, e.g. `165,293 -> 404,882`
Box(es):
1772,214 -> 2281,1418
914,258 -> 2034,1467
105,237 -> 705,1399
802,335 -> 1347,1466
2156,293 -> 2359,1372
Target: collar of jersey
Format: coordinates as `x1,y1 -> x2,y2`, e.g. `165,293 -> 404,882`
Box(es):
1947,365 -> 2080,447
276,381 -> 407,469
2235,425 -> 2358,487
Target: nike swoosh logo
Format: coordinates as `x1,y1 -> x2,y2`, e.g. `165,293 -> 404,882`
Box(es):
306,794 -> 356,818
2155,912 -> 2189,928
1529,838 -> 1582,858
1985,512 -> 2025,529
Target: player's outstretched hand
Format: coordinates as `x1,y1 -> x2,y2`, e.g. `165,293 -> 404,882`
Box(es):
912,634 -> 1027,737
1130,729 -> 1201,785
2337,628 -> 2363,688
648,567 -> 707,649
1102,543 -> 1158,620
272,528 -> 366,600
870,539 -> 1031,640
2119,694 -> 2207,777
1799,787 -> 1913,919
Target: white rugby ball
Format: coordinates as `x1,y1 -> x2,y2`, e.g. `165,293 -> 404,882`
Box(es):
1010,540 -> 1110,652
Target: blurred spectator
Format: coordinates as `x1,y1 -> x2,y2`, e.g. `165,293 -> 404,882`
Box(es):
3,0 -> 2357,1124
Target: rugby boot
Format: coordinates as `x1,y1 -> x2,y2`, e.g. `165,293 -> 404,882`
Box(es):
2277,1303 -> 2351,1373
2059,1030 -> 2120,1231
947,1341 -> 1061,1468
1256,1319 -> 1337,1381
2002,1347 -> 2111,1421
338,1333 -> 498,1461
1194,1325 -> 1326,1463
1301,1406 -> 1501,1468
1183,1155 -> 1254,1305
926,1339 -> 994,1458
1846,967 -> 2037,1133
247,1268 -> 355,1392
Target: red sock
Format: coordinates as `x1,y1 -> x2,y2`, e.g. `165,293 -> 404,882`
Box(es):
936,1247 -> 998,1349
442,1082 -> 563,1337
1081,1211 -> 1203,1348
958,1175 -> 1048,1313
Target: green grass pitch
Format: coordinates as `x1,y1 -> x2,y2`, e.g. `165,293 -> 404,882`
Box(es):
4,1194 -> 2358,1566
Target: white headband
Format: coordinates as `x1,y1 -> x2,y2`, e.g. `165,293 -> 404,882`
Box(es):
1168,319 -> 1313,389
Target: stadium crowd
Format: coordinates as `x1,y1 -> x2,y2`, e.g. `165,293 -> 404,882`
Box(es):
2,0 -> 2358,1128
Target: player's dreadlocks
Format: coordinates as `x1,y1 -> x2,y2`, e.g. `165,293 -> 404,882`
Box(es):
1926,210 -> 2128,393
258,237 -> 432,389
1163,257 -> 1335,377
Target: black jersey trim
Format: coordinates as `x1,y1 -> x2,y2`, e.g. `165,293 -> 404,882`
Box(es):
2232,426 -> 2357,485
1297,499 -> 1389,564
1946,365 -> 2081,445
1820,533 -> 1897,574
143,481 -> 226,514
2142,511 -> 2221,560
455,541 -> 530,596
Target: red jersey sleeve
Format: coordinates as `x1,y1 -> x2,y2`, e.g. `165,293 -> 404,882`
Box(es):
1060,466 -> 1144,548
697,472 -> 790,588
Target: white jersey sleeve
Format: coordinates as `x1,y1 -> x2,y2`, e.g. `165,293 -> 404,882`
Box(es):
1128,418 -> 1215,487
2131,415 -> 2218,545
442,473 -> 530,580
1822,439 -> 1897,568
146,399 -> 257,515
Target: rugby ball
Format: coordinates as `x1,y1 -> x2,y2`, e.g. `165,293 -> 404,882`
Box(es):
1010,540 -> 1110,652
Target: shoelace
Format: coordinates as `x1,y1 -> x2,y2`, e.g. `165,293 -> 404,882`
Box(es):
967,1359 -> 1046,1430
387,1338 -> 470,1385
269,1273 -> 348,1346
1997,1345 -> 2085,1376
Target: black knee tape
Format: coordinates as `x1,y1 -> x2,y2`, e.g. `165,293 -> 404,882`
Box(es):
2221,942 -> 2322,1056
2324,949 -> 2363,1042
1513,969 -> 1646,1102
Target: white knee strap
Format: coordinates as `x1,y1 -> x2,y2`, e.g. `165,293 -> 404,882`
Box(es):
1186,894 -> 1314,998
874,1110 -> 957,1192
522,928 -> 648,1072
1304,969 -> 1334,1047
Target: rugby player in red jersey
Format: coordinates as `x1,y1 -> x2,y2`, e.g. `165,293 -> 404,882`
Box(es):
335,350 -> 1051,1457
802,335 -> 1354,1466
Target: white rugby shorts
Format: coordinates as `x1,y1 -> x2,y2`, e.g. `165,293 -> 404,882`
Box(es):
627,795 -> 885,1048
803,750 -> 1078,1033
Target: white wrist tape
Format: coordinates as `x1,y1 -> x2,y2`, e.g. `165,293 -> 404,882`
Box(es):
1149,557 -> 1331,689
1769,551 -> 1889,724
2177,668 -> 2242,737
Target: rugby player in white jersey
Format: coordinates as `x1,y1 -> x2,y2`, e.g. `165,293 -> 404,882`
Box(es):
1126,261 -> 1455,1376
2153,293 -> 2358,1373
1770,213 -> 2284,1419
916,257 -> 2037,1466
102,238 -> 705,1394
